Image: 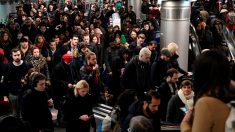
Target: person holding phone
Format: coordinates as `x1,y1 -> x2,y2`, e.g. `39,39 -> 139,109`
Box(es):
166,79 -> 194,124
63,80 -> 96,132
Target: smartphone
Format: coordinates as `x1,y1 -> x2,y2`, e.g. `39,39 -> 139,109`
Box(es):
180,107 -> 188,114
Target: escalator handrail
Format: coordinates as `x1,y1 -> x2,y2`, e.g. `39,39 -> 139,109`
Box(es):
222,25 -> 235,62
190,23 -> 201,56
190,23 -> 200,46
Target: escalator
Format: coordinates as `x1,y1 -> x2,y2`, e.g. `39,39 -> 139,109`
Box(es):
221,25 -> 235,63
188,23 -> 201,71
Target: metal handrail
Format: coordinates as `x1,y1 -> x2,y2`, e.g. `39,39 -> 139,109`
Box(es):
222,26 -> 235,62
190,23 -> 201,56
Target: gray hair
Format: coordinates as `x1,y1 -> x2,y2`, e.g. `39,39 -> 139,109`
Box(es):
139,47 -> 151,62
129,116 -> 153,132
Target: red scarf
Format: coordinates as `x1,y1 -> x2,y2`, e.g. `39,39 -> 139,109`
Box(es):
84,65 -> 99,84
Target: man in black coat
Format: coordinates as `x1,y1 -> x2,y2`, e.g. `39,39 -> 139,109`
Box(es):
122,90 -> 161,132
121,47 -> 152,99
51,53 -> 79,125
151,48 -> 172,87
21,73 -> 54,132
158,68 -> 179,122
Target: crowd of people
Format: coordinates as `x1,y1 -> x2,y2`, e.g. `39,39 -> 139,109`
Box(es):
0,0 -> 234,132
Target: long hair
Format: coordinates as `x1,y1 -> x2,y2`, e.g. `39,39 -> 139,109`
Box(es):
193,49 -> 231,103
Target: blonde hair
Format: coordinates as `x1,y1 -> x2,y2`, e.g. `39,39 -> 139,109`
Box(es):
74,80 -> 89,96
167,42 -> 178,54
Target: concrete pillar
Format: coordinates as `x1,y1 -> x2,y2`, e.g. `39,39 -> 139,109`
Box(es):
160,0 -> 191,71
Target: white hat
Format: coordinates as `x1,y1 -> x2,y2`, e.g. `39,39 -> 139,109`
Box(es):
220,9 -> 228,13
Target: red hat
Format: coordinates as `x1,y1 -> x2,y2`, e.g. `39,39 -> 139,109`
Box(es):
62,53 -> 73,59
0,48 -> 4,55
62,53 -> 73,64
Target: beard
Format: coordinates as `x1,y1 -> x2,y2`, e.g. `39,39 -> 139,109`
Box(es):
145,104 -> 156,117
14,58 -> 21,63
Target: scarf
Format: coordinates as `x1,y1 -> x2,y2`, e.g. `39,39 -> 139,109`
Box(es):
84,65 -> 99,84
178,89 -> 194,109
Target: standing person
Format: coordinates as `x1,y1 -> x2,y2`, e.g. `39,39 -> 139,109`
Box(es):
121,47 -> 152,99
167,42 -> 188,76
80,52 -> 103,103
18,37 -> 32,61
181,49 -> 232,132
21,73 -> 54,132
82,33 -> 97,54
58,34 -> 79,59
51,53 -> 80,126
129,33 -> 146,56
122,90 -> 161,132
63,80 -> 96,132
158,68 -> 179,122
151,48 -> 172,87
26,47 -> 50,85
166,79 -> 194,124
3,48 -> 32,117
0,48 -> 8,101
0,31 -> 13,61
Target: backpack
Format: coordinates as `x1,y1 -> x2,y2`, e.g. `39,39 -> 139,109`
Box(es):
228,12 -> 235,25
225,101 -> 235,132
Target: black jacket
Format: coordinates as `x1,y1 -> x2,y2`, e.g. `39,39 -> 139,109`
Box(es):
3,61 -> 32,95
166,94 -> 185,124
21,89 -> 53,132
170,54 -> 187,75
51,62 -> 79,98
151,58 -> 171,87
122,100 -> 161,132
121,56 -> 152,98
63,94 -> 96,132
158,81 -> 177,121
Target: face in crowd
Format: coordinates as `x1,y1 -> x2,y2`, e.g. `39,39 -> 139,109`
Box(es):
12,50 -> 21,63
144,97 -> 160,116
70,36 -> 79,48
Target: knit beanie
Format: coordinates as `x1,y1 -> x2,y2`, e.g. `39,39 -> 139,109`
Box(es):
120,34 -> 127,44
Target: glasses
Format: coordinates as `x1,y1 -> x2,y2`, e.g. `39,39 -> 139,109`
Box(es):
127,128 -> 131,132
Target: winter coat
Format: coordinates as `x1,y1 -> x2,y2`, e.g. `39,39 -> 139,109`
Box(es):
158,80 -> 178,121
80,63 -> 103,103
21,89 -> 53,132
166,89 -> 194,124
63,94 -> 96,132
121,56 -> 152,98
122,100 -> 161,132
51,62 -> 79,99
